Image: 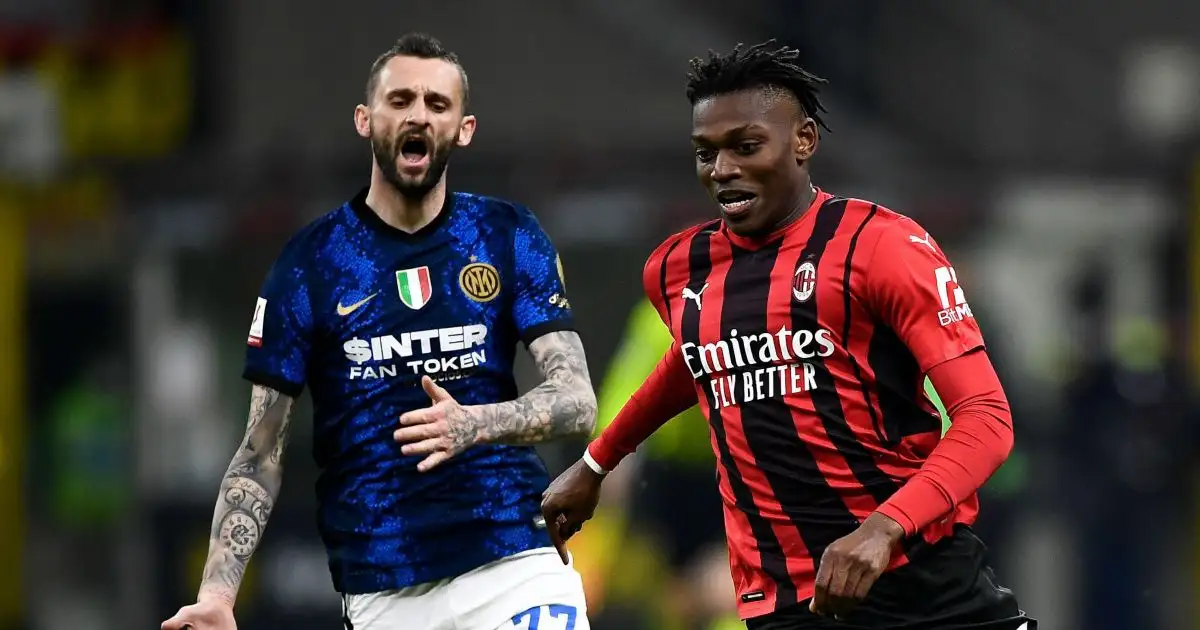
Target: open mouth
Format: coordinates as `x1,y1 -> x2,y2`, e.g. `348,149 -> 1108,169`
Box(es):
399,136 -> 429,165
715,189 -> 758,215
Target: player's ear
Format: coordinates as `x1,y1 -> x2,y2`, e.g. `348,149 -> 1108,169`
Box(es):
456,114 -> 477,147
794,118 -> 818,163
353,104 -> 371,139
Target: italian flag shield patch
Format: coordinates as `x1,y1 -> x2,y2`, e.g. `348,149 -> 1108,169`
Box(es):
395,266 -> 433,310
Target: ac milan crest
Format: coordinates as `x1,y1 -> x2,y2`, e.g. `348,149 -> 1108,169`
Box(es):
792,261 -> 817,303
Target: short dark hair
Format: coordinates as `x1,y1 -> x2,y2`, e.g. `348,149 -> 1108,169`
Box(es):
685,39 -> 830,131
365,33 -> 470,109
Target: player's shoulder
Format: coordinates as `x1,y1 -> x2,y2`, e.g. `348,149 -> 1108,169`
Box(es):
640,219 -> 720,295
832,195 -> 947,265
453,191 -> 543,230
866,202 -> 921,231
645,219 -> 721,268
271,201 -> 355,266
827,194 -> 928,241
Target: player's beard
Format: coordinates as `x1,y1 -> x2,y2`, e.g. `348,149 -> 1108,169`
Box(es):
370,126 -> 456,200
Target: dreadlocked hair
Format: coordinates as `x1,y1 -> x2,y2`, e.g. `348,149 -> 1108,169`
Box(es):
685,39 -> 830,132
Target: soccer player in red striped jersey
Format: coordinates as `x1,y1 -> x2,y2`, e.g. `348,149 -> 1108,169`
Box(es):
541,40 -> 1036,629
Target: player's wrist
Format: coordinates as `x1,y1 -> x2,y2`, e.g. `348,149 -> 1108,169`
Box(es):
455,404 -> 490,444
581,447 -> 609,476
197,586 -> 237,609
862,511 -> 908,543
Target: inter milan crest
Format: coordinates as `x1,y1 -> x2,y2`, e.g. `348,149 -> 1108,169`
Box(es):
395,266 -> 433,310
792,261 -> 817,303
459,261 -> 501,302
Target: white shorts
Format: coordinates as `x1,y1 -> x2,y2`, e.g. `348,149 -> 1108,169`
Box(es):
341,548 -> 590,630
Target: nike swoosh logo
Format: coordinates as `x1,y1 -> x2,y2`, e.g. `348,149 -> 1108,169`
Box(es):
336,293 -> 378,316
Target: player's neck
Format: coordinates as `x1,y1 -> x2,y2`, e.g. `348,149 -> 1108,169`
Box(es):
764,184 -> 817,234
365,174 -> 448,234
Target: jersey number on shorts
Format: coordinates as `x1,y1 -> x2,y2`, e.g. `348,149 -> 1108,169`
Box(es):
511,604 -> 577,630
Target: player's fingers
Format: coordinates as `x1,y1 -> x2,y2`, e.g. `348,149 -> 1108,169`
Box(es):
416,450 -> 451,473
829,560 -> 849,594
849,569 -> 876,603
810,553 -> 834,614
827,564 -> 860,618
558,513 -> 584,540
393,422 -> 443,443
420,375 -> 452,403
834,555 -> 882,619
161,613 -> 190,630
545,514 -> 570,564
400,437 -> 443,456
810,581 -> 828,615
398,407 -> 440,426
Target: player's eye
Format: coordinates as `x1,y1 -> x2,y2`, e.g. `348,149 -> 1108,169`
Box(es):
735,142 -> 761,155
694,147 -> 716,163
429,101 -> 449,113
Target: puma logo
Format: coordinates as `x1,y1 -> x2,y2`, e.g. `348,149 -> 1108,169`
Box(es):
336,293 -> 378,317
682,283 -> 708,310
909,232 -> 936,251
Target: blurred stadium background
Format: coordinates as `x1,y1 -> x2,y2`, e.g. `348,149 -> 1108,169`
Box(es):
2,0 -> 1200,628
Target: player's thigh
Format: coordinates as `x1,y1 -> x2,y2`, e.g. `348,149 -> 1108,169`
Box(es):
862,528 -> 1033,629
341,582 -> 452,630
451,550 -> 590,629
498,603 -> 589,630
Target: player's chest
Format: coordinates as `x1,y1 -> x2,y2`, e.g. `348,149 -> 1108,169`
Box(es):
666,241 -> 856,366
317,243 -> 513,355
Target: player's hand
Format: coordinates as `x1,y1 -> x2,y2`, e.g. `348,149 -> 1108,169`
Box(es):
540,458 -> 605,564
395,376 -> 476,472
161,596 -> 236,630
809,512 -> 905,621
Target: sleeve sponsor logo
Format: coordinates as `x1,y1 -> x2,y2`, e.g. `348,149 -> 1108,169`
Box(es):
247,297 -> 267,347
934,266 -> 973,326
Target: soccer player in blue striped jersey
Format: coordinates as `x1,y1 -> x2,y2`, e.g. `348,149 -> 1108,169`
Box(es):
162,33 -> 596,630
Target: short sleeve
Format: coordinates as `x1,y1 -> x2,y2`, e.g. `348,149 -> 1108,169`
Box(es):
863,220 -> 985,374
242,254 -> 315,397
511,208 -> 574,346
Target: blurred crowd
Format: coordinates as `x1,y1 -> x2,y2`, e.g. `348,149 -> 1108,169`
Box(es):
5,1 -> 1200,629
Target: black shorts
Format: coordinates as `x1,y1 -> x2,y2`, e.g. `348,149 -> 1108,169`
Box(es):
746,526 -> 1036,630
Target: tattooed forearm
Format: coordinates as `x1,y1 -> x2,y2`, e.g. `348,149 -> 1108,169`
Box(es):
463,331 -> 597,445
197,384 -> 294,606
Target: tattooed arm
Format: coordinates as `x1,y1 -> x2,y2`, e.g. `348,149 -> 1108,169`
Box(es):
467,330 -> 597,444
395,331 -> 597,471
197,384 -> 295,607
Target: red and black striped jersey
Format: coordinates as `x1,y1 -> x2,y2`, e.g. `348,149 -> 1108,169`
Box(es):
639,189 -> 986,618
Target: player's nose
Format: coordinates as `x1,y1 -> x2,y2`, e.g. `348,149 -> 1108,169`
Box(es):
402,103 -> 432,127
711,151 -> 741,182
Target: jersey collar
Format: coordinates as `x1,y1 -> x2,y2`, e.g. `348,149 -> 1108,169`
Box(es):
349,187 -> 457,241
721,187 -> 833,250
